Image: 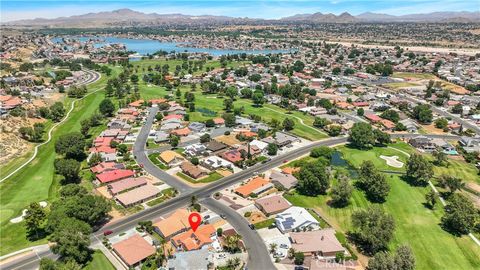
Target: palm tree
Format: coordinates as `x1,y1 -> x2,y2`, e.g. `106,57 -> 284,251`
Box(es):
226,258 -> 235,268
288,247 -> 296,259
226,234 -> 242,252
269,243 -> 278,254
233,257 -> 241,267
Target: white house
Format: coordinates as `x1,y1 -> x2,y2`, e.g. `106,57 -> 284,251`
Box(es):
275,206 -> 320,233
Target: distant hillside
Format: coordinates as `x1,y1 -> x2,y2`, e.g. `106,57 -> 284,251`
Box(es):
3,8 -> 480,27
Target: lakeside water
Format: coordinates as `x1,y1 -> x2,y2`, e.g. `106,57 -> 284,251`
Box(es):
52,36 -> 293,56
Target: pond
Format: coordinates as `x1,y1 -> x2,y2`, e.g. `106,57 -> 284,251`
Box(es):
330,151 -> 358,178
51,36 -> 295,56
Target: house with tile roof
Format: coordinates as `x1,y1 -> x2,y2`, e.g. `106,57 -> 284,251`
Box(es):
171,224 -> 216,251
96,169 -> 135,184
154,209 -> 191,239
235,177 -> 273,198
159,150 -> 185,166
112,234 -> 155,267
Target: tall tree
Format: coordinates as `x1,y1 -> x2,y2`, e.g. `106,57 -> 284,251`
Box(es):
99,99 -> 115,116
50,218 -> 92,264
55,132 -> 86,160
54,158 -> 81,184
330,177 -> 353,207
25,202 -> 46,239
351,207 -> 395,254
349,123 -> 375,149
441,194 -> 478,235
406,154 -> 433,185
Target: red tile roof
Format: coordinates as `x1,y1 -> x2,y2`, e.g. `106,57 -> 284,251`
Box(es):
112,234 -> 155,266
96,169 -> 135,183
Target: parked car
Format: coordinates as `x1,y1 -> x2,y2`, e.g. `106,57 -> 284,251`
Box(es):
248,224 -> 255,230
103,230 -> 113,236
220,214 -> 227,219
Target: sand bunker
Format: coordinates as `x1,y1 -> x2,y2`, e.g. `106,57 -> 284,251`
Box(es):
380,155 -> 404,168
10,201 -> 48,223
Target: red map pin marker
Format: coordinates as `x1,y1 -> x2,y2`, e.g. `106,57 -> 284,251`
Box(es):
188,212 -> 202,232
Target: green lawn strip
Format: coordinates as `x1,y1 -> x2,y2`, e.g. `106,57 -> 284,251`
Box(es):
147,153 -> 169,169
176,171 -> 223,184
432,159 -> 479,185
146,138 -> 162,149
83,250 -> 115,270
253,218 -> 275,229
284,145 -> 480,270
146,188 -> 176,207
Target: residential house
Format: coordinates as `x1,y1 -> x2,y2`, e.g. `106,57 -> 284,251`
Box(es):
459,136 -> 480,153
234,177 -> 273,198
112,234 -> 155,267
409,136 -> 436,151
180,161 -> 208,179
171,224 -> 216,251
220,149 -> 243,164
205,140 -> 228,152
255,194 -> 291,216
154,209 -> 191,239
159,150 -> 185,166
184,143 -> 207,157
290,229 -> 346,258
115,184 -> 161,207
107,177 -> 148,195
269,170 -> 298,190
188,122 -> 206,133
275,206 -> 320,233
96,169 -> 135,184
201,156 -> 233,170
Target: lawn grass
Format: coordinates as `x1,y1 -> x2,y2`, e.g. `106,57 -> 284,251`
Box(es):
392,72 -> 437,80
146,187 -> 176,207
147,153 -> 169,170
176,171 -> 224,184
432,159 -> 479,185
0,69 -> 117,255
336,143 -> 410,172
254,218 -> 275,229
83,250 -> 115,270
283,144 -> 480,270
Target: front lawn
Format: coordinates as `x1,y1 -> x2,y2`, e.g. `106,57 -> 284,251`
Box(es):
83,250 -> 115,270
176,171 -> 223,184
147,153 -> 169,169
253,218 -> 275,229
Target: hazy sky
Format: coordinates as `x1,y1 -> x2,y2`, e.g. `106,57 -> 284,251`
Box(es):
1,0 -> 478,22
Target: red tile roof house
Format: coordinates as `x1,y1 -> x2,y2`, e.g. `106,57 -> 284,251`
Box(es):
112,234 -> 155,267
89,145 -> 116,154
365,113 -> 382,123
90,161 -> 124,174
379,119 -> 396,130
220,149 -> 244,163
96,169 -> 135,184
93,136 -> 113,147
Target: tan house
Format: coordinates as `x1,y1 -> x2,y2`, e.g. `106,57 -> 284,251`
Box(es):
255,194 -> 291,215
290,229 -> 346,258
159,150 -> 185,166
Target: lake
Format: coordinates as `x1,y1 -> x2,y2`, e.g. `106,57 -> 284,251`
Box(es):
52,36 -> 294,56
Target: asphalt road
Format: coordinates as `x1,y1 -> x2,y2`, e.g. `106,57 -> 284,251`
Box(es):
133,106 -> 193,193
